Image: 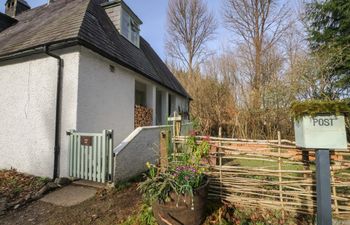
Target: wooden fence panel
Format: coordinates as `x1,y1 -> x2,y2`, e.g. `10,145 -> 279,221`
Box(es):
173,136 -> 350,219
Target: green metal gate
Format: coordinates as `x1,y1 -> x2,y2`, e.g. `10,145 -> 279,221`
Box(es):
67,130 -> 113,183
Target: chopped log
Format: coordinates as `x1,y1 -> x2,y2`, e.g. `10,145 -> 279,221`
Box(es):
134,105 -> 153,128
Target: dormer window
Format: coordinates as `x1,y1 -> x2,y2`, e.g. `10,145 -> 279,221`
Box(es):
120,7 -> 140,47
5,0 -> 31,17
103,0 -> 142,48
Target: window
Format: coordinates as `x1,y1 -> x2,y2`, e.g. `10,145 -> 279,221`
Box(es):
135,90 -> 146,106
120,10 -> 140,47
168,94 -> 176,116
156,90 -> 163,125
121,11 -> 129,38
135,81 -> 147,106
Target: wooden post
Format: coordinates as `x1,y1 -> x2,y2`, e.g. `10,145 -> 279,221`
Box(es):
172,112 -> 178,162
219,127 -> 223,199
302,148 -> 312,214
216,127 -> 222,165
216,126 -> 222,224
331,168 -> 339,215
168,112 -> 182,162
219,150 -> 223,199
175,112 -> 182,136
160,130 -> 169,172
278,131 -> 284,220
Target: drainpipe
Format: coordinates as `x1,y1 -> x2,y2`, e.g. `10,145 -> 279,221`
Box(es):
44,45 -> 63,179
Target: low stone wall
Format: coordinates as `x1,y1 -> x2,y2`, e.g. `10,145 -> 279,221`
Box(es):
134,105 -> 153,128
113,123 -> 193,183
113,125 -> 168,182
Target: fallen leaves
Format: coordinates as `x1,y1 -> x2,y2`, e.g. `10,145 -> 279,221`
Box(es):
0,169 -> 48,203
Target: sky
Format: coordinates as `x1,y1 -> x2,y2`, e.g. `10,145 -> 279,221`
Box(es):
0,0 -> 230,59
0,0 -> 299,60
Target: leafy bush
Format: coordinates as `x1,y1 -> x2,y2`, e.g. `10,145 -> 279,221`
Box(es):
138,135 -> 210,206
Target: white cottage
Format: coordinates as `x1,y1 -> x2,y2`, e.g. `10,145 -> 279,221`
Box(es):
0,0 -> 190,179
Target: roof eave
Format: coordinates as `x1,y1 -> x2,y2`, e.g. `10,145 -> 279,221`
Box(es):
0,38 -> 190,99
0,38 -> 79,62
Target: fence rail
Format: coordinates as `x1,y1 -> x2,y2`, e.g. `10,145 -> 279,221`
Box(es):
173,135 -> 350,219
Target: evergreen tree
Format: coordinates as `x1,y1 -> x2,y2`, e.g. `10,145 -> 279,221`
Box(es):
305,0 -> 350,99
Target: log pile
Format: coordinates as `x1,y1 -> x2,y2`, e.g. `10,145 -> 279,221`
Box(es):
134,105 -> 153,128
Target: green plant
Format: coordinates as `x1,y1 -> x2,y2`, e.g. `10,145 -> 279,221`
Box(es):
291,100 -> 350,120
139,203 -> 157,225
138,134 -> 210,207
120,203 -> 157,225
12,186 -> 23,196
115,181 -> 132,192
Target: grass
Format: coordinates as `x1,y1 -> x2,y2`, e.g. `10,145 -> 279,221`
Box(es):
114,174 -> 144,192
119,203 -> 156,225
225,158 -> 304,171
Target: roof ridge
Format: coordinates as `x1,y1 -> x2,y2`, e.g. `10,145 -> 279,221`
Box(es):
0,0 -> 190,98
76,0 -> 94,39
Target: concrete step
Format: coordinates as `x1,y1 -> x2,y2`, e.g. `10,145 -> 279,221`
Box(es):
40,185 -> 97,207
72,180 -> 109,189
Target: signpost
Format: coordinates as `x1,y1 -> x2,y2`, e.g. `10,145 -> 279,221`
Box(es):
294,115 -> 347,149
294,115 -> 347,225
315,149 -> 332,225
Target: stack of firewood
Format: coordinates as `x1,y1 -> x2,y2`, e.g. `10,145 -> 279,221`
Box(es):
134,105 -> 153,128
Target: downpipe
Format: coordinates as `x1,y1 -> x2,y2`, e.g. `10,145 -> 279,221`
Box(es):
44,45 -> 63,179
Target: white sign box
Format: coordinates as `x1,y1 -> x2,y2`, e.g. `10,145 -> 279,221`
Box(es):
294,115 -> 347,149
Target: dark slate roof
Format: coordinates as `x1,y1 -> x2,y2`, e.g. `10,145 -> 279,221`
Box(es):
0,0 -> 190,98
0,12 -> 17,32
0,0 -> 88,56
5,0 -> 31,8
18,0 -> 30,8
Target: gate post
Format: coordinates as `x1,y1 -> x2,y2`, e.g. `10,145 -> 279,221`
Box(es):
160,130 -> 169,172
107,130 -> 114,182
67,129 -> 76,177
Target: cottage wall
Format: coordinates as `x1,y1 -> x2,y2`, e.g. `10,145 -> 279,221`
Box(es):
0,45 -> 189,179
76,47 -> 135,151
0,48 -> 80,178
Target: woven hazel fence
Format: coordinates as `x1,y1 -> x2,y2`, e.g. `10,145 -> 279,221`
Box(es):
173,135 -> 350,219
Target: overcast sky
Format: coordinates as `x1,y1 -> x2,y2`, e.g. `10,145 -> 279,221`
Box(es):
0,0 -> 298,60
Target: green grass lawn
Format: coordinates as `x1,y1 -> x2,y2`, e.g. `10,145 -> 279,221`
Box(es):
224,157 -> 305,171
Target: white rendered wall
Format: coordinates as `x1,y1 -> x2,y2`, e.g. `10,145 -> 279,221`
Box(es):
57,48 -> 80,178
113,125 -> 167,182
113,123 -> 193,182
0,49 -> 79,178
58,47 -> 188,177
0,44 -> 188,179
75,47 -> 135,158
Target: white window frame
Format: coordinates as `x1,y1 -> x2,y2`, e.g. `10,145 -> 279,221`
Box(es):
120,10 -> 140,47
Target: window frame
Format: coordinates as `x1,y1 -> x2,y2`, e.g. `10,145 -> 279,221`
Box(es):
120,10 -> 140,47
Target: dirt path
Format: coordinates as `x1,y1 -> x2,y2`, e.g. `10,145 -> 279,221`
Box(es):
0,184 -> 141,225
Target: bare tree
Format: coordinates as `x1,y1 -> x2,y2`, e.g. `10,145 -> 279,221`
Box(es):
166,0 -> 216,75
224,0 -> 291,108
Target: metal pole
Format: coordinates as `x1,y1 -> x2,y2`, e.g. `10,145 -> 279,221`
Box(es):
316,149 -> 332,225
